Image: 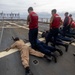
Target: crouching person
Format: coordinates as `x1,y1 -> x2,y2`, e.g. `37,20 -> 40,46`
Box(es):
41,31 -> 70,52
36,40 -> 59,63
4,37 -> 51,75
36,40 -> 63,56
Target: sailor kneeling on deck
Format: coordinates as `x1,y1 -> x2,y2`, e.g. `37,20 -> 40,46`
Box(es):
45,9 -> 62,46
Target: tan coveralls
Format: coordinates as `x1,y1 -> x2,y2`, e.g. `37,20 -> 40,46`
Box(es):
11,40 -> 44,68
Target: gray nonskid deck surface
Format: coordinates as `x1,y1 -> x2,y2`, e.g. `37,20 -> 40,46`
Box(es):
0,21 -> 75,75
0,45 -> 75,75
0,28 -> 29,51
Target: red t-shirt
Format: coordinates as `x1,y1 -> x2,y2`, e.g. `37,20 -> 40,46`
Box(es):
71,21 -> 75,28
63,16 -> 71,26
51,14 -> 61,29
69,17 -> 73,25
29,12 -> 38,29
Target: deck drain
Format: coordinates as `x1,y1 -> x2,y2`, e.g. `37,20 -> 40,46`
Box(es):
32,59 -> 39,65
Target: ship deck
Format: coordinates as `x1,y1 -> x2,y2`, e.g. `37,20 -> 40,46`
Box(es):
0,21 -> 75,75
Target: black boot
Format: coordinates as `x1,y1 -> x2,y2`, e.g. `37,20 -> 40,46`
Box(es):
69,40 -> 75,44
45,42 -> 48,46
51,43 -> 55,47
25,67 -> 33,75
50,53 -> 57,63
44,55 -> 52,62
56,49 -> 63,56
41,32 -> 46,37
73,53 -> 75,56
65,44 -> 69,52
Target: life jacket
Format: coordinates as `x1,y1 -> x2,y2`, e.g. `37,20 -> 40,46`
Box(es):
51,14 -> 61,29
63,16 -> 70,26
29,12 -> 38,29
65,16 -> 73,25
69,17 -> 73,25
68,17 -> 73,25
71,21 -> 75,28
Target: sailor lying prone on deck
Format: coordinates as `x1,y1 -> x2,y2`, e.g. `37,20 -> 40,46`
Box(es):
3,37 -> 54,75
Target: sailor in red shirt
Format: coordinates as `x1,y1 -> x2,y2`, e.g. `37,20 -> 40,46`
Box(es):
46,9 -> 62,45
27,7 -> 38,49
66,14 -> 73,33
63,12 -> 71,35
69,14 -> 73,25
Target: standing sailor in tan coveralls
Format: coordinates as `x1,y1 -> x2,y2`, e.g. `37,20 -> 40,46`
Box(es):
5,37 -> 51,75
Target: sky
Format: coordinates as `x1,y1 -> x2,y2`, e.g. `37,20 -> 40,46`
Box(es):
0,0 -> 75,14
